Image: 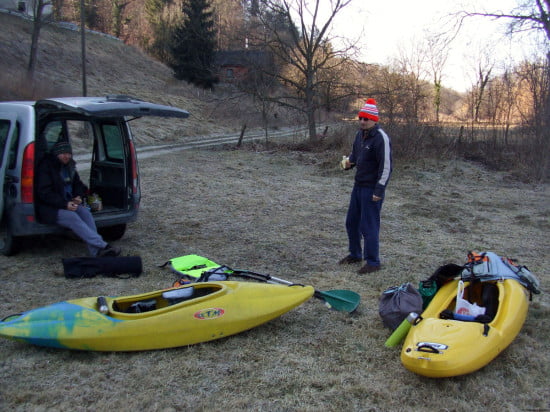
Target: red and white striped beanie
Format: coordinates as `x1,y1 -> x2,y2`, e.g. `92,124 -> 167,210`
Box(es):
358,98 -> 379,122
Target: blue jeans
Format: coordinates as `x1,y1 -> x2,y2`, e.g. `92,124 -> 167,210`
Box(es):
56,206 -> 107,256
345,186 -> 383,266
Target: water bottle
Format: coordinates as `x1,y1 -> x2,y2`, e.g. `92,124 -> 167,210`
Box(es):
97,296 -> 109,314
384,312 -> 420,347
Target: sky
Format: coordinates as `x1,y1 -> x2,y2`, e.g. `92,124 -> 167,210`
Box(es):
326,0 -> 546,92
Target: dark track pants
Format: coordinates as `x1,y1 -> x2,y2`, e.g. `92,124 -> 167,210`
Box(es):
345,185 -> 383,266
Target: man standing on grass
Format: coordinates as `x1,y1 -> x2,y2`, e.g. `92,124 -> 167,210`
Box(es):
339,98 -> 392,274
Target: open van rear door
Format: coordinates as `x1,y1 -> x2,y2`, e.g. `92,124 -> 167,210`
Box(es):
0,113 -> 18,221
35,95 -> 190,119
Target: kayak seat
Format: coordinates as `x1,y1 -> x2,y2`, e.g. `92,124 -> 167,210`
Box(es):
439,282 -> 499,323
125,299 -> 157,313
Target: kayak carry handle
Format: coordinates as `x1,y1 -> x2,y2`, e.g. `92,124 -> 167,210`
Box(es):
417,344 -> 440,354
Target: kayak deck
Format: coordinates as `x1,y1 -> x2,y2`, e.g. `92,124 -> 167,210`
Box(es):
401,279 -> 529,377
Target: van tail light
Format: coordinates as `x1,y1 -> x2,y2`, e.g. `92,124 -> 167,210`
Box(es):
21,142 -> 35,203
129,140 -> 138,194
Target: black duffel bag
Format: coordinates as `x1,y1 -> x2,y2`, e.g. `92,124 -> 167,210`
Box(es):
62,256 -> 142,279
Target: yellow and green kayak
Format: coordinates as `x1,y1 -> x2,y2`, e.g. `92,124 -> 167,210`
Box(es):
0,281 -> 314,351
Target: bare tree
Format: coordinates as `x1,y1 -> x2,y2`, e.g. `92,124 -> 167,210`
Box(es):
425,33 -> 452,123
27,0 -> 53,79
463,0 -> 549,179
211,0 -> 248,50
371,65 -> 405,125
471,59 -> 494,123
482,68 -> 517,142
464,1 -> 549,40
255,0 -> 355,140
237,63 -> 281,142
393,39 -> 431,123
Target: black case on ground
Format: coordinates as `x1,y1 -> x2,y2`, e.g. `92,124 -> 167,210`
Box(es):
62,256 -> 142,278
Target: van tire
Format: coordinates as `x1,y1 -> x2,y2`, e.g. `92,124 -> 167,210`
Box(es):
0,222 -> 19,256
99,224 -> 126,241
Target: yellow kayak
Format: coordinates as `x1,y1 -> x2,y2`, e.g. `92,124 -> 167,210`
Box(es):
0,281 -> 314,351
401,278 -> 529,377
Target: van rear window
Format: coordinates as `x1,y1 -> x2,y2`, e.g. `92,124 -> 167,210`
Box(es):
42,121 -> 64,151
101,124 -> 124,161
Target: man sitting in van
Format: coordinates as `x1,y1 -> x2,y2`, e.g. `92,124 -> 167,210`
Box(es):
36,141 -> 121,257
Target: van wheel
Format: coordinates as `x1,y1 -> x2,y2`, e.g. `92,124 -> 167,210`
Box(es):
0,223 -> 19,256
99,224 -> 126,241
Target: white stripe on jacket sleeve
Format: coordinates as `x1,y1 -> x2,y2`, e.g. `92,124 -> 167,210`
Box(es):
378,129 -> 391,187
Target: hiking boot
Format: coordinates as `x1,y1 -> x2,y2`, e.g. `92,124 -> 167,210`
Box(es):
357,264 -> 381,274
97,244 -> 121,257
339,255 -> 362,265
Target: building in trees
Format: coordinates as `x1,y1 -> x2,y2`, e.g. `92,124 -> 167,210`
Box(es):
214,50 -> 273,83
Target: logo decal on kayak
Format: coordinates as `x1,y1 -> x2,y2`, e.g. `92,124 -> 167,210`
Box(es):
194,308 -> 225,320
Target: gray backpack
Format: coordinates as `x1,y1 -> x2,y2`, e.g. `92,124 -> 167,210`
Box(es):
379,283 -> 423,330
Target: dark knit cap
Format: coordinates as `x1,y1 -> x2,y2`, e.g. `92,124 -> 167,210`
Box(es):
51,141 -> 72,155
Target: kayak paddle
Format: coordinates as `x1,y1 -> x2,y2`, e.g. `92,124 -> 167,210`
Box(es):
314,289 -> 361,312
228,270 -> 360,313
162,255 -> 361,313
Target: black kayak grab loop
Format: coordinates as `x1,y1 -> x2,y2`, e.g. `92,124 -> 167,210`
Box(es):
417,344 -> 441,354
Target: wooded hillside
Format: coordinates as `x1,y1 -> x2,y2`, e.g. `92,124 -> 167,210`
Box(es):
0,11 -> 262,142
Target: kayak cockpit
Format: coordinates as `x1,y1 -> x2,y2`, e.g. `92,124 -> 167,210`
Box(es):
104,283 -> 225,318
437,280 -> 500,324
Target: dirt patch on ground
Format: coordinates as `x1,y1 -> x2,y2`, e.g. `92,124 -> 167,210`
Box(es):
0,147 -> 548,410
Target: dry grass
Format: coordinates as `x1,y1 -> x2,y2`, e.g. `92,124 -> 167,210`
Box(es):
0,147 -> 548,411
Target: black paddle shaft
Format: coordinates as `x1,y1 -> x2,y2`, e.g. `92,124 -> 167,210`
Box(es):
227,270 -> 360,312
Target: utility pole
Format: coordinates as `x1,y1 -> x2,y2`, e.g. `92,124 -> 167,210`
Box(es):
80,0 -> 87,96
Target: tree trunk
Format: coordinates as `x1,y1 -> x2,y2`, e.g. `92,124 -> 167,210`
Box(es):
307,109 -> 317,140
305,74 -> 317,140
27,2 -> 45,79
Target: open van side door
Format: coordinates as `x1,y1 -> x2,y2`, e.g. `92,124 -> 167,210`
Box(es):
0,113 -> 18,221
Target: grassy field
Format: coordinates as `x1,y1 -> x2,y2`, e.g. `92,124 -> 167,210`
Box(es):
0,146 -> 548,411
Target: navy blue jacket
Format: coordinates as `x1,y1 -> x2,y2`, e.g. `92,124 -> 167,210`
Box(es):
348,124 -> 392,198
35,153 -> 88,224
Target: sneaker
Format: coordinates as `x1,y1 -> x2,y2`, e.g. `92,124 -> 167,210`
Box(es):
357,264 -> 381,274
97,244 -> 121,257
339,255 -> 363,265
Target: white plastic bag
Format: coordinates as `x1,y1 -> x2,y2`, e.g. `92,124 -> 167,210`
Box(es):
455,280 -> 486,317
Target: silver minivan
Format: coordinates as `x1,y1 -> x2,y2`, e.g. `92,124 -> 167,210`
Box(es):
0,95 -> 189,255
